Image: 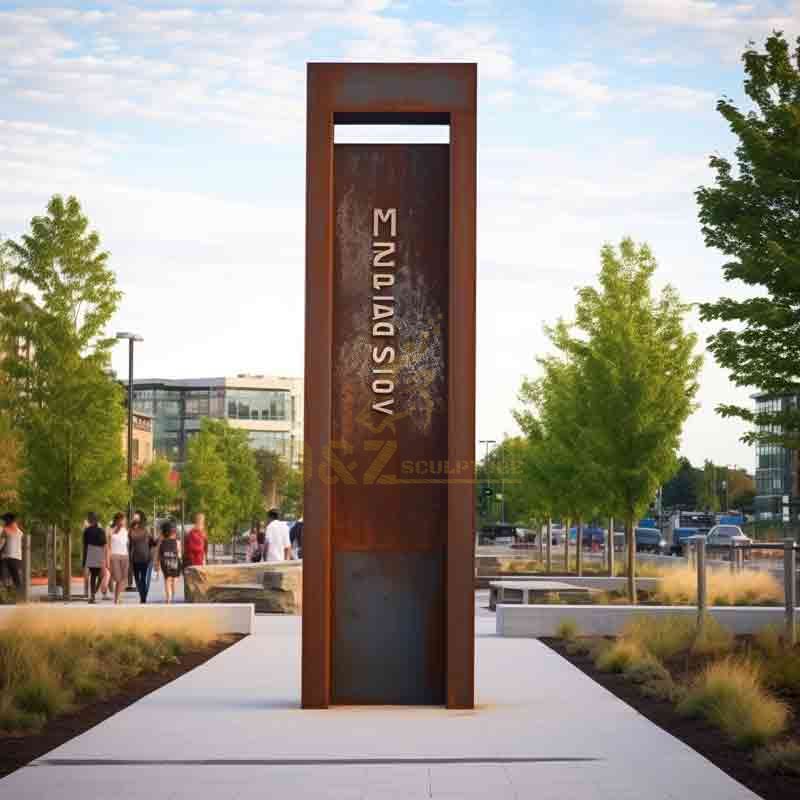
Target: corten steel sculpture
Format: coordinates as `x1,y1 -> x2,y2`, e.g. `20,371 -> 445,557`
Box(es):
302,63 -> 477,709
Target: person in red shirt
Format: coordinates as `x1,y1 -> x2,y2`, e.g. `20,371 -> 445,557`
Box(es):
184,513 -> 208,568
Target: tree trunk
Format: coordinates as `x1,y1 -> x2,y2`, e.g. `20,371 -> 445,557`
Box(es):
564,516 -> 570,574
607,516 -> 615,577
545,516 -> 552,573
63,529 -> 72,602
47,525 -> 57,598
626,516 -> 636,604
576,515 -> 583,576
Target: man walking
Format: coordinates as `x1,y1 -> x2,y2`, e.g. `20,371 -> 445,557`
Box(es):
264,509 -> 292,562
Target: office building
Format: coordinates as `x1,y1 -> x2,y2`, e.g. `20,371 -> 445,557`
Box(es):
128,375 -> 303,468
753,392 -> 799,519
121,410 -> 154,476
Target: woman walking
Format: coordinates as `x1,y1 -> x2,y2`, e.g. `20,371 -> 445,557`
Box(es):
156,520 -> 181,604
108,512 -> 129,604
129,512 -> 156,603
0,513 -> 24,597
82,512 -> 107,604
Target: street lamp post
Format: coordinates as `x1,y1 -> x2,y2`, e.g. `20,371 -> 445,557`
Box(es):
479,439 -> 496,523
116,332 -> 143,524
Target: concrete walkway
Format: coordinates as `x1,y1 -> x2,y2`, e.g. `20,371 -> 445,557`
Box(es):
1,606 -> 761,799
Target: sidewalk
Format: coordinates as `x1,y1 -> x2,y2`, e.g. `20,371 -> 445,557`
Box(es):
0,606 -> 761,799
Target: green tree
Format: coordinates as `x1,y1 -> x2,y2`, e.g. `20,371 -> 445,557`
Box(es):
214,421 -> 260,530
4,196 -> 126,597
254,448 -> 288,512
132,458 -> 177,515
182,419 -> 260,541
661,457 -> 700,510
562,239 -> 702,600
183,423 -> 233,541
698,460 -> 721,512
282,464 -> 304,519
517,347 -> 602,573
697,33 -> 800,447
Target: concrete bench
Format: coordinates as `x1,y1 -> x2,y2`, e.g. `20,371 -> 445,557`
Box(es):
489,580 -> 597,611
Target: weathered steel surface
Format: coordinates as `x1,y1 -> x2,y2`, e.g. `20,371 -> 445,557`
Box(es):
303,63 -> 477,710
330,145 -> 448,704
333,551 -> 444,704
332,145 -> 449,553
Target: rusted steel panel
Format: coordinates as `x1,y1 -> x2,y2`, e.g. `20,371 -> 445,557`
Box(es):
333,551 -> 444,704
330,145 -> 448,704
332,144 -> 449,554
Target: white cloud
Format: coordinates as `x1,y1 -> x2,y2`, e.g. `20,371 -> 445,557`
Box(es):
530,62 -> 713,115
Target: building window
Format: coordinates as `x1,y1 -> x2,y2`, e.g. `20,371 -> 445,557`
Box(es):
225,389 -> 289,421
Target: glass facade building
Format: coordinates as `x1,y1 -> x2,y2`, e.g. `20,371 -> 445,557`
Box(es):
753,393 -> 799,519
129,376 -> 303,467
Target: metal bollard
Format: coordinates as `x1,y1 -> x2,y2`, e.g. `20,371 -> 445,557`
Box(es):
729,542 -> 736,574
782,538 -> 796,642
693,535 -> 707,627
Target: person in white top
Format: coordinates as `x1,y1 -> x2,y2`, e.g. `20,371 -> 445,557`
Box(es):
108,512 -> 129,604
264,510 -> 292,562
1,513 -> 24,596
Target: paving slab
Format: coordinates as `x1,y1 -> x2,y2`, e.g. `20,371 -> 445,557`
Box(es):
0,608 -> 761,800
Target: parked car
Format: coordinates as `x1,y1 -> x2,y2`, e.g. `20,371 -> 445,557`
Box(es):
706,524 -> 752,548
634,527 -> 668,554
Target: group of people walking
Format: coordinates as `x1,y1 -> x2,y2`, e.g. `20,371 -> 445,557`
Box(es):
246,510 -> 301,563
82,511 -> 208,604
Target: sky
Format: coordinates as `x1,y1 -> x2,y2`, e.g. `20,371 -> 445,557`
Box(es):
2,0 -> 797,472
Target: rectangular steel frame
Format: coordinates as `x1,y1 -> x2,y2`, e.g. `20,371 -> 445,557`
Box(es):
302,62 -> 477,709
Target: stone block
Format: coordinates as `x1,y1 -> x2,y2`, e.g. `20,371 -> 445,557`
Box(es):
184,561 -> 302,614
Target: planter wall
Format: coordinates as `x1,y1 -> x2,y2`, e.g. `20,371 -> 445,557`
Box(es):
496,603 -> 798,638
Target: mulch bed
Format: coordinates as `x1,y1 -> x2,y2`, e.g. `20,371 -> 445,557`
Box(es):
543,638 -> 800,800
0,634 -> 243,779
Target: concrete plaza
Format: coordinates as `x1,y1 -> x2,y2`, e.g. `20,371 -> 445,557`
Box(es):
0,596 -> 761,799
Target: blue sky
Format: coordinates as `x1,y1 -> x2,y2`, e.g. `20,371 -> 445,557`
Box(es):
2,0 -> 798,470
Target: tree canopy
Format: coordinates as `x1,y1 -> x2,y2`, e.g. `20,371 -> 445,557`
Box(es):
516,239 -> 701,599
697,32 -> 800,445
182,419 -> 261,541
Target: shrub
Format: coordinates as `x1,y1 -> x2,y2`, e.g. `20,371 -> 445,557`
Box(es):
692,616 -> 734,658
760,650 -> 800,695
595,639 -> 648,673
555,618 -> 579,641
14,676 -> 68,718
754,741 -> 800,776
678,658 -> 789,748
0,609 -> 218,735
753,626 -> 783,659
621,615 -> 695,661
640,677 -> 686,704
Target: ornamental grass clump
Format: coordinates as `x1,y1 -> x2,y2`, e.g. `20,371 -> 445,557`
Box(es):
655,567 -> 782,606
754,741 -> 800,776
621,615 -> 695,661
555,618 -> 579,641
678,658 -> 789,748
0,609 -> 218,734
